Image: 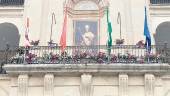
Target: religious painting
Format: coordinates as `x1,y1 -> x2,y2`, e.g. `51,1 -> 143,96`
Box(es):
74,20 -> 98,46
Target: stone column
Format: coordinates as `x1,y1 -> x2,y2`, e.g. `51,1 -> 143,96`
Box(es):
39,0 -> 50,45
119,74 -> 128,96
44,74 -> 54,96
145,74 -> 155,96
18,75 -> 29,96
123,0 -> 134,44
80,74 -> 92,96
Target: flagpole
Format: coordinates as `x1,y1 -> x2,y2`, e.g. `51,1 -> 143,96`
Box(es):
49,12 -> 56,43
117,12 -> 122,40
106,7 -> 110,63
144,2 -> 151,63
60,5 -> 68,54
98,8 -> 101,52
24,18 -> 30,64
106,7 -> 112,64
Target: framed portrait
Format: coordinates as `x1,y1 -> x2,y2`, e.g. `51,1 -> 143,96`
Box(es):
73,20 -> 98,46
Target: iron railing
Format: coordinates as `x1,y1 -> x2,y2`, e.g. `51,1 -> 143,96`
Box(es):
0,45 -> 19,74
0,0 -> 24,6
150,0 -> 170,5
3,45 -> 168,65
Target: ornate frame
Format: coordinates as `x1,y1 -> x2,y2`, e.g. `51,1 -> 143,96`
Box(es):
73,19 -> 99,46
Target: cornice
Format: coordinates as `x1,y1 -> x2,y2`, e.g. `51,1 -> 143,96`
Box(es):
150,5 -> 170,17
0,6 -> 24,18
4,64 -> 170,76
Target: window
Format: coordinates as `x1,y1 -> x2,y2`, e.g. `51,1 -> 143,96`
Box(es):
0,0 -> 24,6
150,0 -> 170,4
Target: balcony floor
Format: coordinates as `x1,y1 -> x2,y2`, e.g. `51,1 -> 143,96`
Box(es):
4,63 -> 170,76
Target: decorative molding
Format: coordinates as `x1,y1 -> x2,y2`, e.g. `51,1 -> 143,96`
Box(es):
119,74 -> 128,96
0,7 -> 24,18
18,74 -> 29,96
44,74 -> 54,96
4,64 -> 170,76
64,0 -> 108,18
150,5 -> 170,17
64,0 -> 108,9
0,74 -> 10,80
145,74 -> 155,96
161,75 -> 170,80
80,74 -> 92,96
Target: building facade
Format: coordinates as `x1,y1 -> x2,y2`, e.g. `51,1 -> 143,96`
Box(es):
0,0 -> 170,48
0,0 -> 170,96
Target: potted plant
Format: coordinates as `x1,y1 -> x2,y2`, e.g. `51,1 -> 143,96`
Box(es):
30,40 -> 40,46
116,39 -> 124,45
48,40 -> 57,47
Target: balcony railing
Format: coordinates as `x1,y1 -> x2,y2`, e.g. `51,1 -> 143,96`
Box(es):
2,45 -> 168,65
0,0 -> 24,6
150,0 -> 170,5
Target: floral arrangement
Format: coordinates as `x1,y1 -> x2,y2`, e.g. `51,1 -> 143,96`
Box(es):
110,54 -> 117,63
96,52 -> 107,63
41,52 -> 60,63
10,48 -> 164,64
136,40 -> 145,48
25,53 -> 37,64
144,53 -> 159,63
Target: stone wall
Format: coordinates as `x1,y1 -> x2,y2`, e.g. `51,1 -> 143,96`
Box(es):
1,73 -> 170,96
1,64 -> 170,96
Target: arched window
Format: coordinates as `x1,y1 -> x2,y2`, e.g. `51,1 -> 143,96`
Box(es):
64,0 -> 109,18
63,0 -> 109,46
74,1 -> 99,10
155,21 -> 170,48
0,23 -> 20,50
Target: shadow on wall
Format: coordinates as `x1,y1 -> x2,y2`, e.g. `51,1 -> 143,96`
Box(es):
0,23 -> 20,50
154,22 -> 170,48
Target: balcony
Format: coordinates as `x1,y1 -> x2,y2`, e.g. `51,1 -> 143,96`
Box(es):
0,45 -> 169,75
0,0 -> 24,6
1,45 -> 168,65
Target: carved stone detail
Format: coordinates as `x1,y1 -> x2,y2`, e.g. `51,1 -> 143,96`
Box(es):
119,74 -> 128,96
145,74 -> 155,96
80,74 -> 92,96
18,74 -> 29,96
44,74 -> 54,96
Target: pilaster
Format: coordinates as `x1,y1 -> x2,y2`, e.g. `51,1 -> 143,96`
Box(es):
124,0 -> 133,44
44,74 -> 54,96
80,74 -> 92,96
40,0 -> 50,45
18,74 -> 29,96
119,74 -> 128,96
145,74 -> 155,96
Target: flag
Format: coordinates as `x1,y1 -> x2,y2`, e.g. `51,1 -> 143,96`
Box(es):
60,11 -> 67,52
144,6 -> 151,53
25,18 -> 31,47
106,7 -> 112,54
